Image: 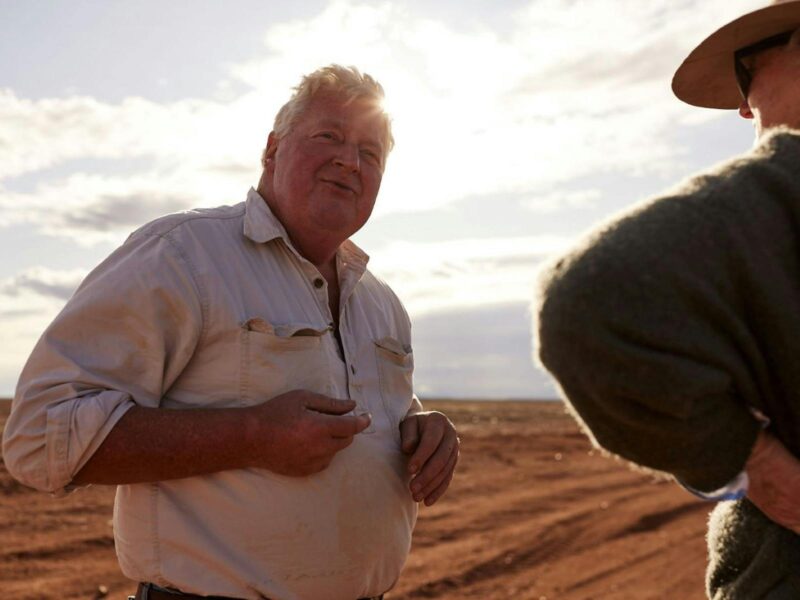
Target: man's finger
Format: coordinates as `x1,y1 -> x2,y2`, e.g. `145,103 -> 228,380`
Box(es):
304,394 -> 357,415
416,444 -> 459,501
400,415 -> 420,455
407,418 -> 444,475
320,412 -> 372,438
412,441 -> 458,501
423,468 -> 456,506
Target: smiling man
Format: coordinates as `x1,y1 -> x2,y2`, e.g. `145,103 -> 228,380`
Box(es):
3,65 -> 459,600
537,1 -> 800,598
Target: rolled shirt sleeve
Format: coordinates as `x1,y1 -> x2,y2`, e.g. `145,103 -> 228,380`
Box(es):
536,130 -> 800,492
2,232 -> 204,494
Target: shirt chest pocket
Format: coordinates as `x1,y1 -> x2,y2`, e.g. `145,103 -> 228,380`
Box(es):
239,317 -> 332,405
374,336 -> 414,439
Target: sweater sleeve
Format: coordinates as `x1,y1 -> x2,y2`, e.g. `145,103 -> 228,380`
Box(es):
536,129 -> 800,492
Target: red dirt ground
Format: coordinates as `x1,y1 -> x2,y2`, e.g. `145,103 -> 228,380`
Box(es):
0,400 -> 710,599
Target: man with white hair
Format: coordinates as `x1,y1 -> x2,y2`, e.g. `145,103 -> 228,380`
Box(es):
537,1 -> 800,597
3,65 -> 459,600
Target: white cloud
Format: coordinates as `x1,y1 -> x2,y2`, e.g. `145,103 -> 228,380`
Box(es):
522,189 -> 601,213
0,0 -> 771,397
1,266 -> 85,300
0,171 -> 246,245
0,87 -> 278,241
369,234 -> 574,316
412,302 -> 558,398
0,0 -> 767,245
0,91 -> 206,180
0,267 -> 88,396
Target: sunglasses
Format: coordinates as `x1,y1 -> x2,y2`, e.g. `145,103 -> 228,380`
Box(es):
734,30 -> 795,99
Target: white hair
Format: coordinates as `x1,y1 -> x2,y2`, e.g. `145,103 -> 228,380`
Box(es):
261,64 -> 394,168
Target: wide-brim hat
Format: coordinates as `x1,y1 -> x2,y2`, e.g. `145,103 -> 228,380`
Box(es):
673,0 -> 800,109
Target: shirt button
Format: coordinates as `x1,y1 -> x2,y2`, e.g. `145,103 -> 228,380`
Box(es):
313,278 -> 324,289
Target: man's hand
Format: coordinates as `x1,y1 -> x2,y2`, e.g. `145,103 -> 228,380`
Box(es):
400,411 -> 459,506
745,430 -> 800,533
249,390 -> 371,477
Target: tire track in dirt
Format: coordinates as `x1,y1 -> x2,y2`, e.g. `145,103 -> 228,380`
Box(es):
2,534 -> 114,562
393,402 -> 709,600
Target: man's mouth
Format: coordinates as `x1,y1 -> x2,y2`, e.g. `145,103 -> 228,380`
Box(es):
322,178 -> 356,194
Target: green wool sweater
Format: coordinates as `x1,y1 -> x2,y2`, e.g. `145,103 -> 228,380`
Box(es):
536,129 -> 800,599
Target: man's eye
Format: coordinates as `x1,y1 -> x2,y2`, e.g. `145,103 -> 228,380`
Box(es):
316,132 -> 336,140
362,150 -> 380,163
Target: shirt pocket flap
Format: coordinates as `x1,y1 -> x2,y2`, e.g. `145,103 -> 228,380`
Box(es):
274,323 -> 332,338
243,317 -> 331,338
374,336 -> 412,362
241,318 -> 331,355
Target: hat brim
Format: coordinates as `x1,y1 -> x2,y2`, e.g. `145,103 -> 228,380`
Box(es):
672,1 -> 800,109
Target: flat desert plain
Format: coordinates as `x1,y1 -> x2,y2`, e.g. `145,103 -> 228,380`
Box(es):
1,400 -> 710,599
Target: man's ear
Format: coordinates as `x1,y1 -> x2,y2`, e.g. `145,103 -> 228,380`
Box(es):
264,131 -> 280,163
739,99 -> 754,120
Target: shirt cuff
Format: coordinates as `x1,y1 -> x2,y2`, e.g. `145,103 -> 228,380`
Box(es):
681,406 -> 770,501
680,469 -> 749,501
45,391 -> 135,494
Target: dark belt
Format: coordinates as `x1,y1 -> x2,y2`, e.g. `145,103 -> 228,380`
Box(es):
131,582 -> 384,600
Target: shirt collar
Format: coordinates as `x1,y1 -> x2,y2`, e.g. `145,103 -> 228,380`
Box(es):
242,187 -> 370,277
243,187 -> 289,245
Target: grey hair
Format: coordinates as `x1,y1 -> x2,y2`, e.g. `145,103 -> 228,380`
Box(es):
261,64 -> 394,168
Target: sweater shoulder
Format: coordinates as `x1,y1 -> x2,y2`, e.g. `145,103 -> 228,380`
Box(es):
540,130 -> 800,294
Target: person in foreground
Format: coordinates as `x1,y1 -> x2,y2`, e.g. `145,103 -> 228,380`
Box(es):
536,1 -> 800,598
2,65 -> 459,600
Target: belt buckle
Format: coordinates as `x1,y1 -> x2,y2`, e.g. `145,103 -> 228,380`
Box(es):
135,582 -> 154,600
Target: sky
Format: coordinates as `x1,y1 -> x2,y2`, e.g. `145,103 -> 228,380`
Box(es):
0,0 -> 763,399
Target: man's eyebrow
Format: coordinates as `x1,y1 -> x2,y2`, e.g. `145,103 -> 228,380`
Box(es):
361,138 -> 384,151
312,119 -> 384,150
312,118 -> 344,129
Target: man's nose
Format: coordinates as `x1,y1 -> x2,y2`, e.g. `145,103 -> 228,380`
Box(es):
332,144 -> 360,172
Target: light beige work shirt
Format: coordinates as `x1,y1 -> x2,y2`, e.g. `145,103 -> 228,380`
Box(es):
3,188 -> 421,600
